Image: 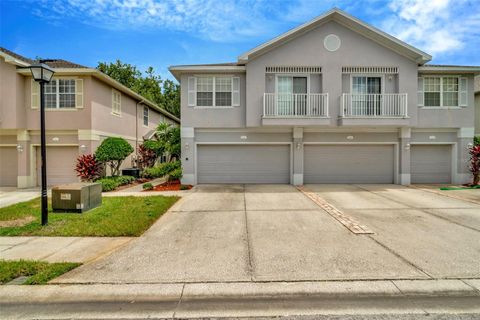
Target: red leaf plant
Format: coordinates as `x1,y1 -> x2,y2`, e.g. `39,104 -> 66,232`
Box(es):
75,154 -> 104,182
137,144 -> 157,169
468,145 -> 480,186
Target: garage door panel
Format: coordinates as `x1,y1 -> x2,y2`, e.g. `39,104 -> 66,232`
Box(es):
304,145 -> 394,184
198,145 -> 290,184
36,147 -> 79,186
0,147 -> 18,187
411,145 -> 451,184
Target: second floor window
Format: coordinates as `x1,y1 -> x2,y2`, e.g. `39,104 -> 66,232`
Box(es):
422,76 -> 466,107
112,89 -> 121,115
193,76 -> 237,107
143,106 -> 149,126
44,79 -> 76,109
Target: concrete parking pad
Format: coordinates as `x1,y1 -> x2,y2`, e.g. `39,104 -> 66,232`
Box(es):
247,209 -> 426,281
53,210 -> 251,283
171,184 -> 245,212
245,184 -> 318,211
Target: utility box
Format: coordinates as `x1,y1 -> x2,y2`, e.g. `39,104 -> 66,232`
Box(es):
122,168 -> 141,178
52,182 -> 102,213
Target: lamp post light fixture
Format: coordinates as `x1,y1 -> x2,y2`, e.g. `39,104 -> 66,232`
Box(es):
28,63 -> 55,226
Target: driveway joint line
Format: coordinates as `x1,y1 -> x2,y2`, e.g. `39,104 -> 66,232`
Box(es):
367,235 -> 433,279
172,283 -> 185,319
461,279 -> 480,294
354,184 -> 480,233
243,184 -> 255,282
409,184 -> 480,206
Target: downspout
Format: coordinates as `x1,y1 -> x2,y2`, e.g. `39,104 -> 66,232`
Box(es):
135,100 -> 145,167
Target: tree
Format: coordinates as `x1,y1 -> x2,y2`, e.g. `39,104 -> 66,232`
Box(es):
155,122 -> 180,162
96,61 -> 180,118
95,137 -> 134,176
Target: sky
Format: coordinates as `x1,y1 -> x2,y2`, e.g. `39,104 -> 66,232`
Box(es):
1,0 -> 479,81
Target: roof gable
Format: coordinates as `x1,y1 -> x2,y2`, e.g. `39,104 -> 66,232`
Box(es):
238,8 -> 431,64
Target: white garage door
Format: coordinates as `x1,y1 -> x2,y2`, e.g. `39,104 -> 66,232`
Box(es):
36,147 -> 79,186
0,147 -> 18,187
304,145 -> 395,184
411,145 -> 452,184
197,145 -> 290,184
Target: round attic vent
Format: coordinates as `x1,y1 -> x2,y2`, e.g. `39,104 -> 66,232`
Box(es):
324,34 -> 341,52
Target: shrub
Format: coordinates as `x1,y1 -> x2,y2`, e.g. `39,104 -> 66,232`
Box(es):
468,145 -> 480,185
142,160 -> 181,179
475,136 -> 480,146
97,177 -> 119,192
96,175 -> 135,192
180,184 -> 190,190
168,167 -> 183,182
95,137 -> 133,176
75,154 -> 103,182
137,143 -> 157,169
142,182 -> 154,190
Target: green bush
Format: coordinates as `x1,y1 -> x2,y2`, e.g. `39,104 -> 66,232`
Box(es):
142,182 -> 154,190
97,177 -> 119,192
96,175 -> 135,192
475,136 -> 480,146
142,161 -> 181,179
95,137 -> 134,176
180,184 -> 190,190
168,167 -> 183,181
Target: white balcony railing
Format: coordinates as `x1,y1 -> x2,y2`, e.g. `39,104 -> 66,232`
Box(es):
341,93 -> 408,117
263,93 -> 329,117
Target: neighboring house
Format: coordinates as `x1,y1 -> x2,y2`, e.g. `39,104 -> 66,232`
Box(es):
170,8 -> 479,185
0,47 -> 180,188
475,75 -> 480,137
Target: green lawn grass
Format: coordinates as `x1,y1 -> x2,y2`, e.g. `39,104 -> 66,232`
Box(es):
0,196 -> 179,237
0,260 -> 80,284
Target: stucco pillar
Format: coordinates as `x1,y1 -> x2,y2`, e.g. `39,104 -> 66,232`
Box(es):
16,130 -> 34,188
181,127 -> 195,185
292,127 -> 304,185
456,127 -> 474,184
398,127 -> 411,185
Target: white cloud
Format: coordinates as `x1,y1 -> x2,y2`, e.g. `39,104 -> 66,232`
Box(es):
382,0 -> 479,55
35,0 -> 277,42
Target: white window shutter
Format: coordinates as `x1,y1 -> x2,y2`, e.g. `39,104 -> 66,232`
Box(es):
417,77 -> 424,106
75,79 -> 84,108
188,77 -> 196,107
232,77 -> 240,106
31,79 -> 40,109
459,77 -> 467,107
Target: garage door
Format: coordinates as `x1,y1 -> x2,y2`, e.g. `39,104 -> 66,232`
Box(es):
411,145 -> 451,184
0,147 -> 18,187
197,145 -> 290,184
304,145 -> 394,183
36,147 -> 79,186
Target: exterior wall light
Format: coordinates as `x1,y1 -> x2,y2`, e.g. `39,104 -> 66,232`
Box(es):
185,142 -> 189,150
80,144 -> 87,152
347,135 -> 354,140
429,135 -> 436,140
16,145 -> 24,152
405,143 -> 411,150
52,137 -> 59,142
296,142 -> 302,150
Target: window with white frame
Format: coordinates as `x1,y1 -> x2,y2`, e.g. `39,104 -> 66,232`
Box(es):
191,76 -> 239,107
422,76 -> 464,107
44,79 -> 76,109
112,89 -> 121,114
143,106 -> 149,126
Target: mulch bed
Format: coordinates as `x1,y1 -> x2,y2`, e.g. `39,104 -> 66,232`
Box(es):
113,178 -> 151,191
144,180 -> 193,192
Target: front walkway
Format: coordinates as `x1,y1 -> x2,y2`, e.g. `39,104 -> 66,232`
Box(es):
0,187 -> 43,209
52,184 -> 480,284
0,237 -> 133,263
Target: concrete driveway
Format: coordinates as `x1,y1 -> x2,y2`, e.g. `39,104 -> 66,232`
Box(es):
54,184 -> 480,284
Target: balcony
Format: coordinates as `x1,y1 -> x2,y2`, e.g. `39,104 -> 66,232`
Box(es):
262,93 -> 329,126
339,93 -> 409,126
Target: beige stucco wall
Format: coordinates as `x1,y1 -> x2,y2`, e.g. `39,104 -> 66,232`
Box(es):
0,58 -> 26,129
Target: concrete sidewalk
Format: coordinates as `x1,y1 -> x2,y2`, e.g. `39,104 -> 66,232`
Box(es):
1,280 -> 480,319
0,237 -> 133,263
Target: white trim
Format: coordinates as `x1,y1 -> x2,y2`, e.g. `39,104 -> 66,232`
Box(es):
194,142 -> 293,185
302,142 -> 399,184
419,66 -> 480,73
421,76 -> 463,108
349,73 -> 385,94
111,89 -> 122,115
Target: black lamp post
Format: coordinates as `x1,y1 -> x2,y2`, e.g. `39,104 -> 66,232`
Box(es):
28,63 -> 55,225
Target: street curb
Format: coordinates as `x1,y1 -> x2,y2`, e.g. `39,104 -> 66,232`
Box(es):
1,279 -> 479,304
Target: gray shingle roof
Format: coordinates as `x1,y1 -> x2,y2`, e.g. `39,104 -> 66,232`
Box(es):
0,47 -> 88,68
